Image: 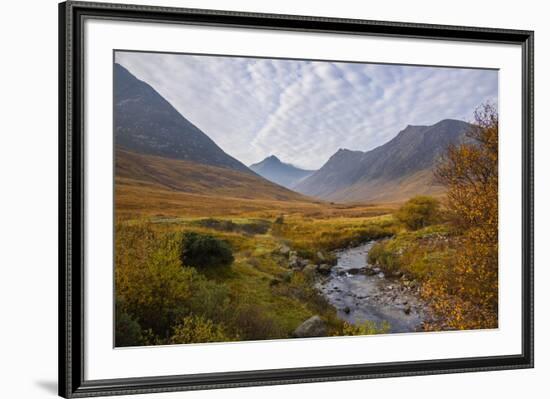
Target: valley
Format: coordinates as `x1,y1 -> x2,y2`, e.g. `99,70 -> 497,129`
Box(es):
113,60 -> 498,346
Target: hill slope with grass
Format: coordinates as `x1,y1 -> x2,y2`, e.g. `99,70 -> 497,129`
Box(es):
116,148 -> 311,202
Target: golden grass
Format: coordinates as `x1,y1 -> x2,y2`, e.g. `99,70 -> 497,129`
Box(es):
272,214 -> 397,256
114,149 -> 405,342
115,148 -> 399,220
116,183 -> 398,219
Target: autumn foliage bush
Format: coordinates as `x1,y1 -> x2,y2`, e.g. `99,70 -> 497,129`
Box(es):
428,103 -> 499,330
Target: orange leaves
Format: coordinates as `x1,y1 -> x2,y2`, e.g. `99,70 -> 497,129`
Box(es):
427,103 -> 498,330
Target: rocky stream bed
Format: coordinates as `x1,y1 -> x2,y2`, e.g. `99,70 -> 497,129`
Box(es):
316,241 -> 432,333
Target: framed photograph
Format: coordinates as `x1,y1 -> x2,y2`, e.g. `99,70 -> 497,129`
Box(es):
59,1 -> 534,397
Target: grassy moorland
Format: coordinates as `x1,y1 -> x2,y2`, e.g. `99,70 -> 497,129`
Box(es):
115,201 -> 397,346
115,147 -> 401,346
115,105 -> 498,346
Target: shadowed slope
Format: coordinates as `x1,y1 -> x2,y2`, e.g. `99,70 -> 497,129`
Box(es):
114,63 -> 251,173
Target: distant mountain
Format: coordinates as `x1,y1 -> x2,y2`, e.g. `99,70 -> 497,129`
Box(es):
294,119 -> 472,203
249,155 -> 315,189
114,63 -> 250,173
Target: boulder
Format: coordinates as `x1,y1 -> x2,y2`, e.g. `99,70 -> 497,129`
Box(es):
279,244 -> 290,255
316,251 -> 325,261
291,263 -> 303,271
303,264 -> 318,276
293,316 -> 328,338
288,251 -> 299,268
363,267 -> 377,276
318,264 -> 333,275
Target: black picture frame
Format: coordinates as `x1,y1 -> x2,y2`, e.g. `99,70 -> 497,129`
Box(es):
59,1 -> 534,397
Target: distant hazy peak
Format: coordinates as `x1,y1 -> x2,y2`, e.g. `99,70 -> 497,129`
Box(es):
250,155 -> 315,190
254,155 -> 282,165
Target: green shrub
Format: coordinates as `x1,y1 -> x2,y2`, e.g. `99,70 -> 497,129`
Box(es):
181,232 -> 234,268
395,196 -> 441,230
115,306 -> 143,347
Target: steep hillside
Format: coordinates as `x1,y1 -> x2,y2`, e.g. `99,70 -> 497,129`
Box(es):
114,63 -> 250,173
295,119 -> 471,202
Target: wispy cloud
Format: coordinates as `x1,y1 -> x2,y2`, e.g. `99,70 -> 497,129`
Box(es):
115,51 -> 498,170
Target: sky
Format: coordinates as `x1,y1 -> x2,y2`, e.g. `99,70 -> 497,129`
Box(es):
115,51 -> 498,170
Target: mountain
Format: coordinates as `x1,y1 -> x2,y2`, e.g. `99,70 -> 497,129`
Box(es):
294,119 -> 472,203
249,155 -> 315,189
114,63 -> 250,173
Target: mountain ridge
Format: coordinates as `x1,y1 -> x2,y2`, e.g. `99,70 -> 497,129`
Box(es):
294,119 -> 472,203
114,63 -> 251,174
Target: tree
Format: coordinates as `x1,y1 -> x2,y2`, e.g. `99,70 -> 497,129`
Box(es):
430,103 -> 499,330
435,102 -> 498,240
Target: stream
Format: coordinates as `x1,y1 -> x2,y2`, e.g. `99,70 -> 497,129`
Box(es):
317,241 -> 428,333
